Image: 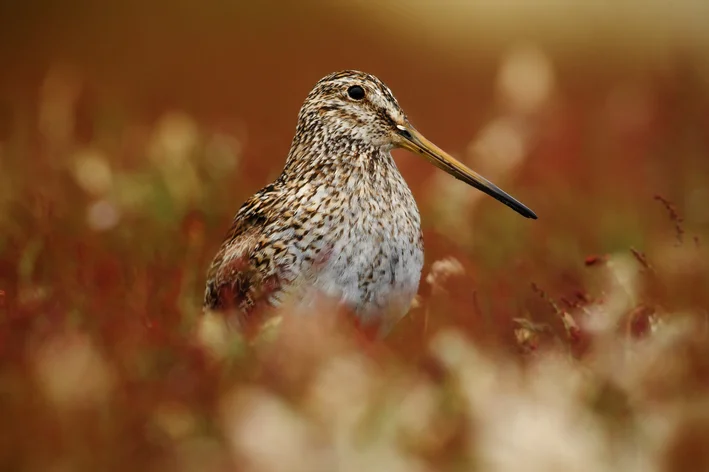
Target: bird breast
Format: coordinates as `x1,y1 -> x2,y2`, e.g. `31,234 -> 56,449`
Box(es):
275,162 -> 424,329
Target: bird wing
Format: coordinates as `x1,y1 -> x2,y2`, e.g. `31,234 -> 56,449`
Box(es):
203,185 -> 282,315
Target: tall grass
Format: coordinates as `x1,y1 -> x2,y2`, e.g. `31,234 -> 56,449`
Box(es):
1,59 -> 708,471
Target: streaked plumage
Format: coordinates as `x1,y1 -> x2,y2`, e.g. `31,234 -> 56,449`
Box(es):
204,70 -> 536,336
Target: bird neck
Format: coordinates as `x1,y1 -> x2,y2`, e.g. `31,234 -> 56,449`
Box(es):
281,125 -> 398,184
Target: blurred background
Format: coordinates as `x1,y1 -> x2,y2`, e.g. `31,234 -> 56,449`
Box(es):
1,1 -> 709,471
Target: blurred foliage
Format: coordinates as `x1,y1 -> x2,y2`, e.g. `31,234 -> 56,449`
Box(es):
1,1 -> 709,471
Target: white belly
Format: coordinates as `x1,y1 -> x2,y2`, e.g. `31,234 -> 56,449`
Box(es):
270,153 -> 424,333
279,189 -> 423,332
313,228 -> 423,327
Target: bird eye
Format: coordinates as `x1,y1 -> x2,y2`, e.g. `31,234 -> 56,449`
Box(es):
347,85 -> 365,100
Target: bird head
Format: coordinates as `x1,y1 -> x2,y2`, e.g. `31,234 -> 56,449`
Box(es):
294,70 -> 537,219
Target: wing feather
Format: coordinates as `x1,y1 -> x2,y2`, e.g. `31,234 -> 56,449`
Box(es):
203,186 -> 282,317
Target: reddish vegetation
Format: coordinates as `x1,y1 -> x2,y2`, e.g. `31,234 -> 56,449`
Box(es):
2,6 -> 709,470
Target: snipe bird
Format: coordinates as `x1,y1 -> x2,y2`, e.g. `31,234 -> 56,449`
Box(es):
204,70 -> 536,336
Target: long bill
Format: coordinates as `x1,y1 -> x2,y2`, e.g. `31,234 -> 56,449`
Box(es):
395,124 -> 537,219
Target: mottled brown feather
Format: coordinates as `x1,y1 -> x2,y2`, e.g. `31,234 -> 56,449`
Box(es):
203,70 -> 424,333
202,70 -> 534,336
204,189 -> 279,313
